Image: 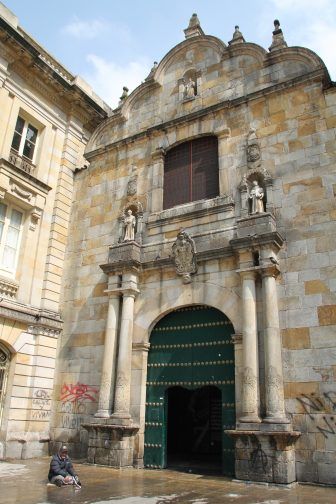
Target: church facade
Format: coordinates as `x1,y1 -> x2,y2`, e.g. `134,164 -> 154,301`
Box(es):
1,3 -> 336,486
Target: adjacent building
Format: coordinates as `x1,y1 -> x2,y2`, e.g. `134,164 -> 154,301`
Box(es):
0,2 -> 109,458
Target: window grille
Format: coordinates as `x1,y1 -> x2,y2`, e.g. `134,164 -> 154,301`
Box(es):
163,136 -> 219,209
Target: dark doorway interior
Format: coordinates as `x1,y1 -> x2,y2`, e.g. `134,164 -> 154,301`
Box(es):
167,386 -> 222,474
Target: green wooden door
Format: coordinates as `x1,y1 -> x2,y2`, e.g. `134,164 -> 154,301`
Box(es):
144,305 -> 235,475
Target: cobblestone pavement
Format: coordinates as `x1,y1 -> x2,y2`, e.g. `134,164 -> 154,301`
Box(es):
0,459 -> 335,504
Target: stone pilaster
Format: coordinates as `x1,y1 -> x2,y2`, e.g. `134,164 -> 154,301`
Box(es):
95,275 -> 120,418
261,264 -> 288,424
111,272 -> 139,425
151,148 -> 165,212
239,270 -> 260,423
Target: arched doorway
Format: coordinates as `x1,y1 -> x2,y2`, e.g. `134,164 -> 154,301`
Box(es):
144,305 -> 235,475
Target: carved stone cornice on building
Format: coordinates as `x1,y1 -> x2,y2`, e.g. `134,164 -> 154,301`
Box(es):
0,298 -> 62,330
0,275 -> 19,299
27,325 -> 61,338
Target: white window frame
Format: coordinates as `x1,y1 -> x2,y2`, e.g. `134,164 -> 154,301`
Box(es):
0,201 -> 24,276
11,115 -> 39,164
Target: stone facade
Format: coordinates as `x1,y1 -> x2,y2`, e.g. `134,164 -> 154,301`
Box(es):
52,15 -> 336,485
1,5 -> 336,486
0,4 -> 109,458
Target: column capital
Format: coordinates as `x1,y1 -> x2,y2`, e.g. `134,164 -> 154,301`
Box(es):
260,264 -> 280,278
122,287 -> 140,299
237,268 -> 258,280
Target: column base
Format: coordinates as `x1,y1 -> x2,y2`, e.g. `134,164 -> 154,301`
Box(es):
226,428 -> 300,484
239,415 -> 261,423
94,410 -> 111,418
82,421 -> 139,468
110,411 -> 132,426
263,415 -> 290,424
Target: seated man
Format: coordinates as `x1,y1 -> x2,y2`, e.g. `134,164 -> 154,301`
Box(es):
48,445 -> 81,487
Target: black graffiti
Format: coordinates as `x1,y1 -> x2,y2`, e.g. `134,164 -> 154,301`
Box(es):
33,389 -> 50,399
297,392 -> 336,439
61,414 -> 84,430
32,409 -> 50,420
249,443 -> 268,473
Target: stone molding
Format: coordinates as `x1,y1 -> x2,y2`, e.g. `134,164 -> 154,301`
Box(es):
27,325 -> 61,337
0,275 -> 19,299
147,195 -> 234,229
0,298 -> 62,329
85,69 -> 326,160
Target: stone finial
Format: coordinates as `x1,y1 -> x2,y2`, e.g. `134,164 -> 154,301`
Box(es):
228,25 -> 245,45
184,13 -> 205,39
269,19 -> 287,52
118,86 -> 129,105
145,61 -> 158,81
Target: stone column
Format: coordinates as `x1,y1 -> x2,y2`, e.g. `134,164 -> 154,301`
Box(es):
262,266 -> 288,423
239,270 -> 260,423
111,272 -> 139,425
95,278 -> 120,418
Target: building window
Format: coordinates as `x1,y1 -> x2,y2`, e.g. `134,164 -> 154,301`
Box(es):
163,136 -> 219,209
0,202 -> 23,273
0,344 -> 10,426
11,116 -> 38,162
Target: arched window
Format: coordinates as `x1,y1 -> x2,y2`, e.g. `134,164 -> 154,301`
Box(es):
163,136 -> 219,209
0,344 -> 10,425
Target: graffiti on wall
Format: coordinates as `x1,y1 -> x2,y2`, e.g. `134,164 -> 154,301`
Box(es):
59,382 -> 99,430
32,389 -> 51,421
297,391 -> 336,439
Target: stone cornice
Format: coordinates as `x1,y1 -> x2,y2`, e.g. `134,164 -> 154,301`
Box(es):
0,299 -> 62,330
230,231 -> 284,251
0,17 -> 110,127
85,68 -> 326,160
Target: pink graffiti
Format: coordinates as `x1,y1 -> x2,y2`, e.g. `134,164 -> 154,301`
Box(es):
60,382 -> 98,403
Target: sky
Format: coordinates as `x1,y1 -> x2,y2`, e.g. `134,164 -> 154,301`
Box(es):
3,0 -> 336,108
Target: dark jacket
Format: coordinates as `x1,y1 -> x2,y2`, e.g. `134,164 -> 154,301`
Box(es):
48,454 -> 76,481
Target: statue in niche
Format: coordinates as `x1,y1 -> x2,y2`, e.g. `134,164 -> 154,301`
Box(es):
123,209 -> 136,241
183,77 -> 196,98
172,230 -> 197,284
249,180 -> 264,214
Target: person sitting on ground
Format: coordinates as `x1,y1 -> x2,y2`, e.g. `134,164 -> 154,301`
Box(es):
48,445 -> 81,487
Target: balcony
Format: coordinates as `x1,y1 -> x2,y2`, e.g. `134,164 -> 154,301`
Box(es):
8,149 -> 36,175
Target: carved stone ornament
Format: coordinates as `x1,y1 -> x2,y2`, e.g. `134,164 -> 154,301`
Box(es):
127,168 -> 138,196
242,367 -> 258,414
247,127 -> 261,168
266,365 -> 283,414
172,230 -> 197,284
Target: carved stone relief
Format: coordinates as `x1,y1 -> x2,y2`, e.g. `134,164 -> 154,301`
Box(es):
242,366 -> 258,414
266,365 -> 283,414
247,127 -> 261,169
171,230 -> 197,284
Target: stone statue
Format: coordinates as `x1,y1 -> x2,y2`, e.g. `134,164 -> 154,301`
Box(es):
119,86 -> 129,105
249,181 -> 264,214
184,77 -> 196,98
172,230 -> 197,284
123,209 -> 136,241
